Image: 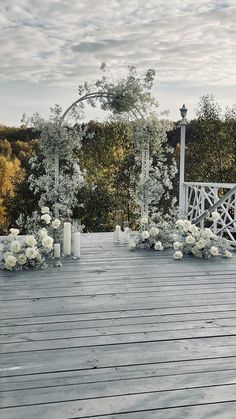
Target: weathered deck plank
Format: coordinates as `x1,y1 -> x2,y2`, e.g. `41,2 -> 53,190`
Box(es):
0,232 -> 236,418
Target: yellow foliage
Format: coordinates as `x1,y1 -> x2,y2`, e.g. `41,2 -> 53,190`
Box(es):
0,155 -> 24,229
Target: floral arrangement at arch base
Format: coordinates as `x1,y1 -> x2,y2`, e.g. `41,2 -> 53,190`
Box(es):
0,207 -> 62,271
128,211 -> 233,260
173,215 -> 233,260
128,216 -> 175,252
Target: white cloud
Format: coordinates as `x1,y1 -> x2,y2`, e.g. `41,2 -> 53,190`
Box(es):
0,0 -> 236,124
1,0 -> 236,84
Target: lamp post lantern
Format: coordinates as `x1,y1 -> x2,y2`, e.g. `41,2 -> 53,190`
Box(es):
179,104 -> 187,218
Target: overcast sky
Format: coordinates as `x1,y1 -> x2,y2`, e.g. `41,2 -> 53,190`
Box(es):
1,0 -> 236,126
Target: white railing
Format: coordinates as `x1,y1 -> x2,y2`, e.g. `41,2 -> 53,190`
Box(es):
184,182 -> 236,244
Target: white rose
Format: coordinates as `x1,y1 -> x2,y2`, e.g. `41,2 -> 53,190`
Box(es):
176,220 -> 185,228
173,251 -> 183,260
140,217 -> 148,225
141,230 -> 150,240
188,224 -> 199,235
41,214 -> 51,224
3,252 -> 13,261
26,235 -> 37,247
149,227 -> 159,237
10,240 -> 21,253
173,241 -> 182,250
183,220 -> 191,229
42,235 -> 54,251
196,239 -> 207,249
210,246 -> 219,256
39,228 -> 48,238
25,247 -> 38,259
4,263 -> 13,270
41,206 -> 50,214
10,228 -> 20,237
202,228 -> 214,239
224,250 -> 232,258
52,219 -> 61,229
128,241 -> 136,250
18,253 -> 27,265
5,254 -> 17,267
211,211 -> 221,222
186,235 -> 195,245
154,241 -> 164,251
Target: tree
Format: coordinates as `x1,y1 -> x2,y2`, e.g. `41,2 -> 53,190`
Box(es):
185,95 -> 236,183
0,155 -> 24,233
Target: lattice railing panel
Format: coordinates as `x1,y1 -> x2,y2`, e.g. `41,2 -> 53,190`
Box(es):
184,182 -> 236,244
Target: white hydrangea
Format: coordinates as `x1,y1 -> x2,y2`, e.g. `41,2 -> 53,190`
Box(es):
18,254 -> 27,265
5,254 -> 17,267
26,235 -> 37,247
42,236 -> 54,251
173,251 -> 183,260
173,241 -> 182,250
210,246 -> 219,256
52,219 -> 61,229
10,228 -> 20,237
185,235 -> 195,245
41,214 -> 51,224
41,206 -> 50,214
141,230 -> 150,240
10,240 -> 21,253
140,217 -> 148,225
154,241 -> 164,251
149,227 -> 159,237
25,247 -> 38,259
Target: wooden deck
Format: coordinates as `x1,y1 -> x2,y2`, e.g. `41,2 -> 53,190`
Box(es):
1,232 -> 236,418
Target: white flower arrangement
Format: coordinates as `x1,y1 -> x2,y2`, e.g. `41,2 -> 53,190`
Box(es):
128,217 -> 174,251
128,215 -> 233,261
0,229 -> 53,270
0,206 -> 64,271
174,219 -> 233,259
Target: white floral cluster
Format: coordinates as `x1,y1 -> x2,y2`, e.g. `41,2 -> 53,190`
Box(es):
128,212 -> 233,261
173,215 -> 233,260
22,106 -> 86,220
128,216 -> 174,251
131,116 -> 178,221
1,227 -> 54,271
17,206 -> 62,240
1,207 -> 63,271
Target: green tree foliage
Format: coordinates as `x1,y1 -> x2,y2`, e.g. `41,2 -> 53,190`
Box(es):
77,121 -> 135,231
185,95 -> 236,183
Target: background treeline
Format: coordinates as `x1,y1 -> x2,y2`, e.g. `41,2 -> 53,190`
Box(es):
0,95 -> 236,234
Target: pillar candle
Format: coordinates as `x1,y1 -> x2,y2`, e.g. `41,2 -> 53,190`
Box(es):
63,222 -> 71,256
123,227 -> 130,243
74,232 -> 81,258
54,243 -> 61,258
114,225 -> 121,242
